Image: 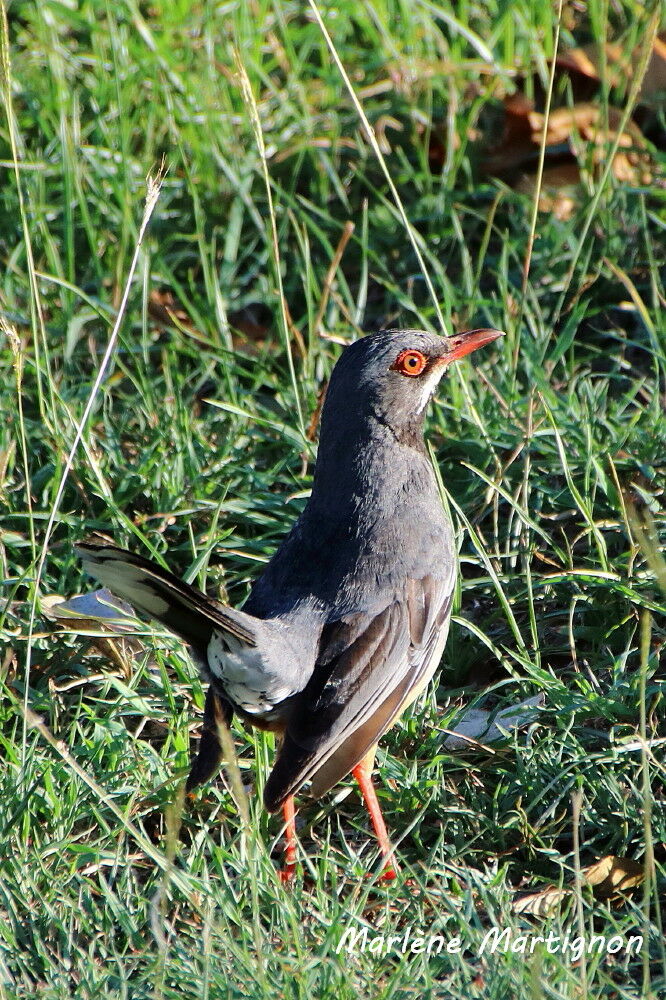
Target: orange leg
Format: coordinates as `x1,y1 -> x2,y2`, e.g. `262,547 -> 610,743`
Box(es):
279,795 -> 297,883
351,752 -> 397,881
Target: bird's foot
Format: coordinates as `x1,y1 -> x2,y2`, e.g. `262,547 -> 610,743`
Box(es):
363,859 -> 398,884
378,864 -> 398,883
279,862 -> 297,885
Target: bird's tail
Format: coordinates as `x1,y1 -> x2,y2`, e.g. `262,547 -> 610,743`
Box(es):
76,542 -> 257,651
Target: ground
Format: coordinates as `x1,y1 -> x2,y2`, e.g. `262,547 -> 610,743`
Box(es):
0,1 -> 664,997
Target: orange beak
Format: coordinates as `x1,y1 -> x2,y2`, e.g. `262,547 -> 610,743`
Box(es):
438,327 -> 504,364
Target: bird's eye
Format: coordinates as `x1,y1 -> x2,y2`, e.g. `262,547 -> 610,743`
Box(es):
391,349 -> 427,377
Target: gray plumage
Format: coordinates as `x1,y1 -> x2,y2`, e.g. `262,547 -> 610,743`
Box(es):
77,327 -> 502,812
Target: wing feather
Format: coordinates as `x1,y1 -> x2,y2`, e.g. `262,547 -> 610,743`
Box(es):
263,574 -> 453,811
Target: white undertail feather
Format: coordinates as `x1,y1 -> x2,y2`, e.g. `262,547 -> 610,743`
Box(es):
207,631 -> 296,715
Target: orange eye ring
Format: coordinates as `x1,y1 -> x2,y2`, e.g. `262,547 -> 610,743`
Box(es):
391,349 -> 427,377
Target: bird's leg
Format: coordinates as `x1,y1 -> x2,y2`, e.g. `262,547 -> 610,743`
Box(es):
351,752 -> 397,881
279,795 -> 297,883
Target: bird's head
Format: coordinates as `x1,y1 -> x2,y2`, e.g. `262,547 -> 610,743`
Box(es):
322,328 -> 504,440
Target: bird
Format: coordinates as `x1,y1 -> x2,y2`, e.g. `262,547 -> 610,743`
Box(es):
77,326 -> 503,882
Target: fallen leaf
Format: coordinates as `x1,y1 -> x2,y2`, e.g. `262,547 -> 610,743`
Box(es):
641,36 -> 666,104
583,855 -> 645,900
479,93 -> 536,177
513,855 -> 645,915
515,163 -> 581,221
556,36 -> 666,106
148,288 -> 208,343
441,693 -> 545,750
513,886 -> 571,917
531,104 -> 653,186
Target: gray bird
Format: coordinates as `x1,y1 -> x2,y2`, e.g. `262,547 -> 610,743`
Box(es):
78,326 -> 503,880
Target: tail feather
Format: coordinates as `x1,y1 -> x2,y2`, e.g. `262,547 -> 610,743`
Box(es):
76,542 -> 257,650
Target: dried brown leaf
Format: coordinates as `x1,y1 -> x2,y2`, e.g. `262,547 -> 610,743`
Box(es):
513,886 -> 571,917
557,36 -> 666,106
512,855 -> 645,916
583,855 -> 645,899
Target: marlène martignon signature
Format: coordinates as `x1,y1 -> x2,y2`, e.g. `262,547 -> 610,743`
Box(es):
336,924 -> 644,961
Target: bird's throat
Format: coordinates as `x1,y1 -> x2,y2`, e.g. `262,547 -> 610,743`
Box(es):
309,409 -> 433,522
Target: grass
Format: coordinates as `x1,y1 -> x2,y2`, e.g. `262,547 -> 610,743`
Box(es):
1,0 -> 665,996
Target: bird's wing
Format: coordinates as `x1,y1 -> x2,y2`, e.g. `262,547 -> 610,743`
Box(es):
263,573 -> 453,811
